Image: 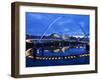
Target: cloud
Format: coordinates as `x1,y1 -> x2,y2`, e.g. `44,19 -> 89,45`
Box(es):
63,28 -> 69,32
57,19 -> 73,25
29,13 -> 43,20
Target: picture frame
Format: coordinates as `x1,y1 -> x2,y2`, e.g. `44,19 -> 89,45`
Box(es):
11,2 -> 98,78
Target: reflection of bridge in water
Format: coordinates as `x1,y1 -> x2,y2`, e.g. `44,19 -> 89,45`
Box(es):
26,38 -> 89,61
26,38 -> 89,54
27,39 -> 89,50
26,38 -> 89,60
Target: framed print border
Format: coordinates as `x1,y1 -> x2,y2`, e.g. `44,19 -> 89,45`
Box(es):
11,2 -> 98,78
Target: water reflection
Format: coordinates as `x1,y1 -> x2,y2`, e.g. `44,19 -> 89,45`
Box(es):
26,42 -> 89,67
32,44 -> 88,57
26,39 -> 89,58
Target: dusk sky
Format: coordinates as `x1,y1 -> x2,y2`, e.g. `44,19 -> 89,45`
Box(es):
26,12 -> 90,37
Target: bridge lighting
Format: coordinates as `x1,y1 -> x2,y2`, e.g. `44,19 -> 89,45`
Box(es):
65,57 -> 67,59
79,55 -> 82,57
49,58 -> 51,60
39,57 -> 42,60
45,57 -> 48,60
52,57 -> 55,60
71,56 -> 74,58
55,57 -> 57,60
36,57 -> 39,59
43,57 -> 46,60
58,57 -> 61,59
32,54 -> 89,60
84,54 -> 89,56
73,56 -> 76,58
68,56 -> 70,59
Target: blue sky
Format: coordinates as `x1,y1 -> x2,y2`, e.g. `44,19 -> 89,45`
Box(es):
26,12 -> 90,36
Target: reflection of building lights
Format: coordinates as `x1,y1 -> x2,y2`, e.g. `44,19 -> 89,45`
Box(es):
55,57 -> 57,60
83,55 -> 85,56
39,58 -> 42,60
84,54 -> 89,56
79,55 -> 83,57
73,56 -> 76,58
58,57 -> 61,59
80,46 -> 83,48
52,57 -> 55,60
36,57 -> 39,59
79,54 -> 89,57
32,54 -> 89,60
68,56 -> 70,59
37,50 -> 39,54
45,58 -> 48,60
49,58 -> 51,60
43,57 -> 45,60
65,57 -> 67,59
44,50 -> 49,52
71,56 -> 73,58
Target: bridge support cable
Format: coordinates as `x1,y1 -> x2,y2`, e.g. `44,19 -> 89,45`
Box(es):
39,16 -> 62,42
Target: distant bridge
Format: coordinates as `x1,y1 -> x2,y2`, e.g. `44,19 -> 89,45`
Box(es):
26,39 -> 88,44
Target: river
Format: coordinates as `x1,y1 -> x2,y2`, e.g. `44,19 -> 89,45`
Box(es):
26,46 -> 89,67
